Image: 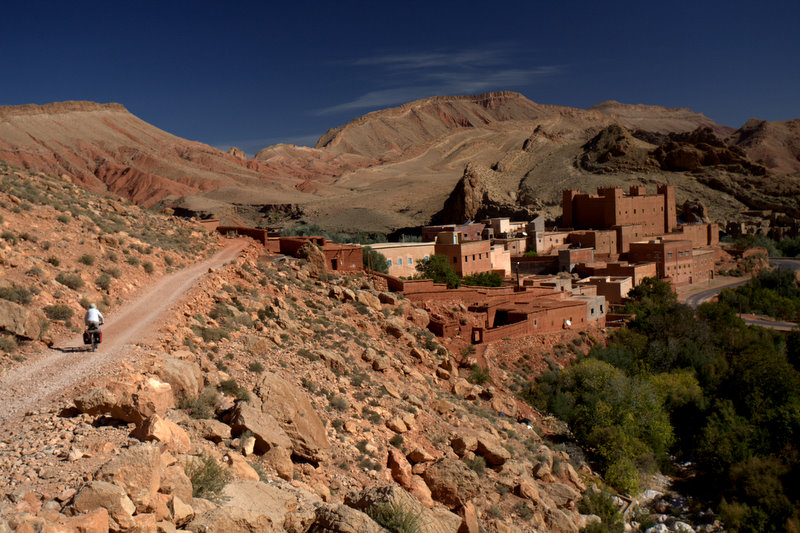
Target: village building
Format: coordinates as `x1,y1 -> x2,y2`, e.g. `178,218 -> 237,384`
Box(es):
367,241 -> 435,277
434,231 -> 495,277
422,223 -> 485,242
576,276 -> 633,304
628,239 -> 694,285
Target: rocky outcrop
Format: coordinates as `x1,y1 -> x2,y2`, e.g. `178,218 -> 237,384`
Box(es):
0,299 -> 43,340
579,124 -> 657,173
434,162 -> 538,224
96,444 -> 163,513
73,377 -> 174,424
345,485 -> 461,533
187,480 -> 298,533
422,458 -> 480,510
254,373 -> 330,463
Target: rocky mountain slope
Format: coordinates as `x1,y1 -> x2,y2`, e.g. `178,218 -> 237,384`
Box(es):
1,94 -> 798,233
0,163 -> 627,533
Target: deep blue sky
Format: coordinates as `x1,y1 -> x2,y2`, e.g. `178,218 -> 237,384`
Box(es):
2,1 -> 798,155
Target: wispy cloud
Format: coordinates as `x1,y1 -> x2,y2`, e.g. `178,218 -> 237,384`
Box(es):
317,46 -> 561,116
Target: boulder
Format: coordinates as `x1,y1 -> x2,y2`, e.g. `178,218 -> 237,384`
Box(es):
160,465 -> 193,504
372,356 -> 390,372
154,357 -> 203,400
378,292 -> 399,305
187,419 -> 232,443
356,290 -> 382,311
225,452 -> 260,481
544,482 -> 581,509
96,444 -> 163,513
187,480 -> 298,533
228,403 -> 292,453
458,501 -> 480,533
296,243 -> 328,279
475,433 -> 511,466
345,485 -> 460,533
132,415 -> 192,453
450,435 -> 478,457
75,378 -> 174,424
408,475 -> 435,508
310,504 -> 384,533
0,299 -> 42,339
422,458 -> 480,510
384,318 -> 405,338
490,396 -> 518,417
452,379 -> 477,399
407,447 -> 436,464
532,445 -> 554,479
545,507 -> 580,533
56,508 -> 110,532
315,349 -> 347,374
386,416 -> 408,434
255,373 -> 330,462
262,446 -> 294,481
515,480 -> 541,504
170,496 -> 195,528
387,449 -> 413,488
71,481 -> 136,530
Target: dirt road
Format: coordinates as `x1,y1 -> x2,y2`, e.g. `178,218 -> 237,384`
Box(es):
0,239 -> 249,426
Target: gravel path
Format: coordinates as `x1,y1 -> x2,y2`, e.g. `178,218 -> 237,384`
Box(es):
0,239 -> 248,426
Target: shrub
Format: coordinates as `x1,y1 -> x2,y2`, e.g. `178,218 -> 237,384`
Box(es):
56,214 -> 70,224
578,490 -> 624,533
0,335 -> 17,353
194,326 -> 230,342
248,361 -> 265,374
366,502 -> 422,533
468,364 -> 490,385
218,379 -> 250,401
415,255 -> 460,288
44,304 -> 73,321
177,388 -> 220,419
0,285 -> 34,304
78,254 -> 95,265
95,273 -> 112,290
26,266 -> 43,277
55,272 -> 84,290
185,454 -> 230,503
329,395 -> 349,411
46,256 -> 60,266
126,256 -> 140,267
389,434 -> 404,448
362,247 -> 389,274
104,266 -> 121,278
142,261 -> 154,274
463,455 -> 487,475
0,230 -> 17,245
41,241 -> 51,250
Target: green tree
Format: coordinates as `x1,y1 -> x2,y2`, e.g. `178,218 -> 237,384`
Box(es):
463,271 -> 503,287
362,246 -> 389,274
416,255 -> 460,288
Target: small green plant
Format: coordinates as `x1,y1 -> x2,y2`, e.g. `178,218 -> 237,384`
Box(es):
46,256 -> 60,266
0,285 -> 34,305
95,273 -> 112,290
78,254 -> 95,265
56,214 -> 70,224
185,454 -> 230,503
389,434 -> 404,448
578,490 -> 624,533
513,501 -> 533,520
0,335 -> 18,353
0,230 -> 17,245
468,364 -> 490,385
463,455 -> 486,475
44,304 -> 74,321
177,388 -> 220,419
366,502 -> 422,533
26,266 -> 43,277
218,379 -> 250,401
329,395 -> 349,411
55,272 -> 84,290
126,256 -> 140,267
248,361 -> 265,373
142,260 -> 154,274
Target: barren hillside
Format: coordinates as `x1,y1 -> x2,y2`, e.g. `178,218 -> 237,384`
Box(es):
1,94 -> 798,234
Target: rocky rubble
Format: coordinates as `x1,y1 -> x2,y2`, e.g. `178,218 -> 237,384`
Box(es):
0,241 -> 607,532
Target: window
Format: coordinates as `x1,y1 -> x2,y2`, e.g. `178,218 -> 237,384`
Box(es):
387,259 -> 392,267
407,257 -> 412,265
472,254 -> 475,261
668,253 -> 673,258
398,257 -> 402,266
452,257 -> 456,263
424,255 -> 429,261
464,256 -> 468,262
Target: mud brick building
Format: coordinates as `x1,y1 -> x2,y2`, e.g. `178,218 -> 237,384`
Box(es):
422,223 -> 485,242
434,231 -> 494,276
368,242 -> 435,277
628,239 -> 694,285
562,185 -> 678,236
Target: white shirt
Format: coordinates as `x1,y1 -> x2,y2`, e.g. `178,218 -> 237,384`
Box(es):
85,308 -> 104,325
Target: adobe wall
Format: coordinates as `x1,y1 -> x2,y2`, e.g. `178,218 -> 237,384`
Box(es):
216,226 -> 270,245
369,242 -> 435,277
569,230 -> 617,256
324,246 -> 362,272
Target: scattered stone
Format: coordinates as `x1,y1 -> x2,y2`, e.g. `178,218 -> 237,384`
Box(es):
422,458 -> 480,510
228,403 -> 292,453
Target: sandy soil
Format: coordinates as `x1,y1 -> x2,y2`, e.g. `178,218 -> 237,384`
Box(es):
0,239 -> 249,427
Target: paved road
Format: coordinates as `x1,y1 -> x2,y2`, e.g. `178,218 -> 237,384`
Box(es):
681,258 -> 800,330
